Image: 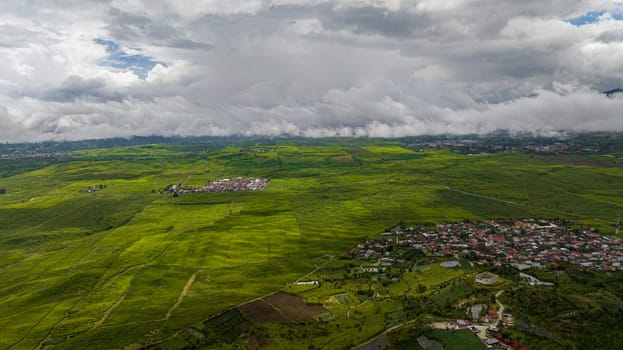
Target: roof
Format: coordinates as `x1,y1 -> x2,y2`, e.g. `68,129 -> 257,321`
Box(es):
440,260 -> 460,268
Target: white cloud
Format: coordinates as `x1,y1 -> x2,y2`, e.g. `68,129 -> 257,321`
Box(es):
0,0 -> 622,141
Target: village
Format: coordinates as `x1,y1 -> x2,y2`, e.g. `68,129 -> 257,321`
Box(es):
345,219 -> 623,349
349,219 -> 623,272
164,177 -> 269,194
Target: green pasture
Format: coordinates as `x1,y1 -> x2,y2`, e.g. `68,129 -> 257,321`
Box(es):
427,329 -> 486,350
0,140 -> 622,348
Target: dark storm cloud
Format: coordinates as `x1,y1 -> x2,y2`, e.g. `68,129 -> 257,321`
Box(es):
105,8 -> 213,49
597,29 -> 623,42
31,76 -> 126,103
319,5 -> 431,38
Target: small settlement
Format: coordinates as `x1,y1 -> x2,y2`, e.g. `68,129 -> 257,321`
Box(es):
349,220 -> 623,271
164,177 -> 269,194
79,184 -> 106,193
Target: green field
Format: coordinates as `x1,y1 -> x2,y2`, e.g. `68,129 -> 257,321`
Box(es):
1,140 -> 623,349
427,330 -> 486,350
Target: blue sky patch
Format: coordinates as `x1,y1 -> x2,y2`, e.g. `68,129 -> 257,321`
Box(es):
94,38 -> 166,79
565,10 -> 623,26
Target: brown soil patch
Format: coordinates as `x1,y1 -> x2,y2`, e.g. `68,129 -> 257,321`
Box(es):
239,300 -> 289,323
239,292 -> 327,324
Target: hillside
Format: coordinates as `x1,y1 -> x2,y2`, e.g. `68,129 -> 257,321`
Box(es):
1,140 -> 622,349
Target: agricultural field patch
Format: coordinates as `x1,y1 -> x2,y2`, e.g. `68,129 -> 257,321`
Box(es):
203,308 -> 251,343
427,329 -> 486,350
2,139 -> 623,349
239,292 -> 327,324
334,293 -> 351,304
239,299 -> 287,324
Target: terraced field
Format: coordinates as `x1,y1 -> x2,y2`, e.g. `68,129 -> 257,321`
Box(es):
1,140 -> 623,349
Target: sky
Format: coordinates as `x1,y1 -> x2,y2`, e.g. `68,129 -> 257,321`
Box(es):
1,1 -> 623,141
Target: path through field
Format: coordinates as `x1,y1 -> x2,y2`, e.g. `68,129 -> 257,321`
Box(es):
347,300 -> 367,320
294,255 -> 334,283
91,295 -> 125,330
442,186 -> 517,205
442,185 -> 583,218
166,273 -> 196,320
35,299 -> 83,350
23,195 -> 103,233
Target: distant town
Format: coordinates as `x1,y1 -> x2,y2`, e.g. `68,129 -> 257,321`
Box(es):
0,151 -> 66,158
5,131 -> 623,158
407,139 -> 582,154
350,220 -> 623,271
403,131 -> 623,155
163,177 -> 269,194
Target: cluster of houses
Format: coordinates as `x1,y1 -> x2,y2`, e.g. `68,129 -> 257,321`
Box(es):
407,139 -> 578,155
0,151 -> 66,158
203,177 -> 269,192
349,220 -> 623,271
442,312 -> 519,349
79,184 -> 106,193
165,177 -> 269,194
241,148 -> 276,153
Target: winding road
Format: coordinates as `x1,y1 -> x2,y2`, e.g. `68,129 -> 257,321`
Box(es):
495,290 -> 505,321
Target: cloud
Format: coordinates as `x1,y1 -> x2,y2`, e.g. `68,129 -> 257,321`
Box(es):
1,0 -> 623,141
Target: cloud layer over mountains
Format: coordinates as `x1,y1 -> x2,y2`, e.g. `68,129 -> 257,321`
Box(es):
1,0 -> 623,141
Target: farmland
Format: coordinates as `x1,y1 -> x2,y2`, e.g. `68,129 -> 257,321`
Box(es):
1,139 -> 623,349
427,329 -> 486,350
239,292 -> 327,324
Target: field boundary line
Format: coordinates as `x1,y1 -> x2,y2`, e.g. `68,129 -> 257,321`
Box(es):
165,273 -> 196,320
442,185 -> 584,218
35,299 -> 82,350
23,195 -> 103,233
294,255 -> 334,284
91,295 -> 125,330
442,186 -> 517,205
6,301 -> 60,350
260,299 -> 297,323
100,264 -> 145,289
347,300 -> 367,320
351,318 -> 420,350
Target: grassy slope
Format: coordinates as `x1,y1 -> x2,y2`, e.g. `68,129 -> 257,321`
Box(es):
0,141 -> 622,349
427,329 -> 486,350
